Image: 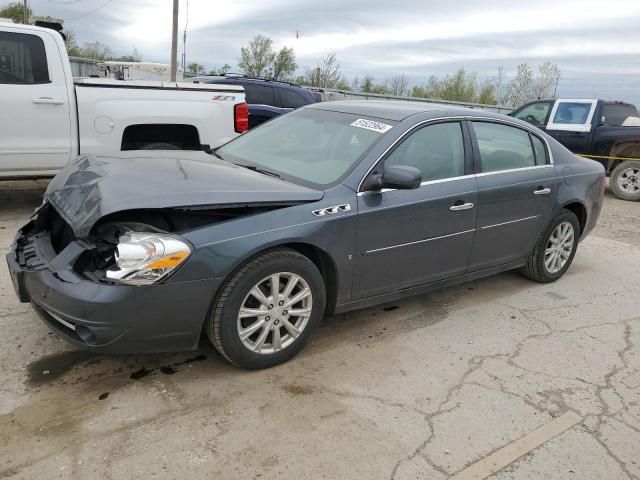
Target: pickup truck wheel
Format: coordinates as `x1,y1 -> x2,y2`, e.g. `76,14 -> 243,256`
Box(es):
610,160 -> 640,201
521,209 -> 580,283
206,249 -> 326,369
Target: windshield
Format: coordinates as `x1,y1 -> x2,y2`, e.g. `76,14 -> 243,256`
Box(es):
217,108 -> 395,186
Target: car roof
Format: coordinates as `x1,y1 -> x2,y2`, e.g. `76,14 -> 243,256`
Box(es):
306,100 -> 501,121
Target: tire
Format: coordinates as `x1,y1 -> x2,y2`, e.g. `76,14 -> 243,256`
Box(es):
140,142 -> 180,150
206,249 -> 326,369
521,209 -> 580,283
610,160 -> 640,201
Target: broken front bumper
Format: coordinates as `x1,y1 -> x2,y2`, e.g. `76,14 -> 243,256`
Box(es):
6,224 -> 222,354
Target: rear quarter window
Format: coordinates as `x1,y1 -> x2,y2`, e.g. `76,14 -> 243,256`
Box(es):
278,88 -> 310,108
244,84 -> 275,105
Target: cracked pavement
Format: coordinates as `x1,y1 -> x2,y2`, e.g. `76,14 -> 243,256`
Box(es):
1,181 -> 639,479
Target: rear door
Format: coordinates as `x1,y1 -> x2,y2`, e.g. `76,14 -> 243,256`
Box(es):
468,120 -> 557,271
0,29 -> 72,174
545,99 -> 597,154
353,121 -> 478,298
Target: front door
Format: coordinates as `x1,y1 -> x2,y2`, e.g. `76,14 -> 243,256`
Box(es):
467,120 -> 558,271
353,121 -> 478,299
0,29 -> 72,175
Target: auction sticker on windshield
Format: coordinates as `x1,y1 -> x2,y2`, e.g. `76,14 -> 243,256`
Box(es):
350,118 -> 393,133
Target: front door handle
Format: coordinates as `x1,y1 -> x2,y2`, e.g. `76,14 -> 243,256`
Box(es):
32,97 -> 64,105
450,202 -> 474,211
534,188 -> 551,196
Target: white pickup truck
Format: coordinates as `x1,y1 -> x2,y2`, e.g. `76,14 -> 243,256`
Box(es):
0,22 -> 247,178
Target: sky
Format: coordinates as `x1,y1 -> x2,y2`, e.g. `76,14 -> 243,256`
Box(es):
27,0 -> 640,105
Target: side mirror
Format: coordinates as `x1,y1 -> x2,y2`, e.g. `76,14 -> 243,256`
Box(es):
362,165 -> 422,191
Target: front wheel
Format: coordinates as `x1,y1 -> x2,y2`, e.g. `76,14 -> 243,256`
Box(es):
610,160 -> 640,201
207,249 -> 326,369
521,209 -> 580,283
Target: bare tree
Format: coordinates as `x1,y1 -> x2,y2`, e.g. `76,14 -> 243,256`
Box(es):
505,63 -> 535,107
532,61 -> 560,99
303,52 -> 345,88
493,66 -> 506,104
388,74 -> 409,96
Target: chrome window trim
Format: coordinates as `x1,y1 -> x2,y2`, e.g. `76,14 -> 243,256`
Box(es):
364,229 -> 476,255
475,164 -> 555,177
356,173 -> 476,197
480,215 -> 540,230
356,115 -> 554,193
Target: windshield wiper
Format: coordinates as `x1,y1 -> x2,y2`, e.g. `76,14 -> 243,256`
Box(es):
235,164 -> 281,179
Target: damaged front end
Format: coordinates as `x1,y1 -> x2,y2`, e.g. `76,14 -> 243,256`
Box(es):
15,202 -> 287,288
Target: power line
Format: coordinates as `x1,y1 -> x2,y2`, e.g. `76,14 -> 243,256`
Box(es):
48,0 -> 86,5
66,0 -> 114,20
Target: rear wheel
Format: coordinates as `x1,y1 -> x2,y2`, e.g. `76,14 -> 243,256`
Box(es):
207,249 -> 326,369
521,209 -> 580,283
610,160 -> 640,201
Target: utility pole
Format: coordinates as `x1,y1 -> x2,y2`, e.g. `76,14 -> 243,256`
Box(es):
23,0 -> 28,24
170,0 -> 179,82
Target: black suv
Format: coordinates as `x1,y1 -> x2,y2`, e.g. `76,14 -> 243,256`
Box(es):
190,75 -> 317,129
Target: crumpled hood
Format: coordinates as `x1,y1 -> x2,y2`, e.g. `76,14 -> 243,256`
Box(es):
46,151 -> 324,237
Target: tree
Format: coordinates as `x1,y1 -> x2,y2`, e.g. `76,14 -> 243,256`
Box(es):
532,61 -> 560,99
272,46 -> 296,80
477,80 -> 497,105
0,1 -> 31,23
187,63 -> 205,76
505,63 -> 535,106
303,52 -> 346,88
63,30 -> 81,57
388,74 -> 409,96
238,35 -> 296,80
78,41 -> 112,60
239,35 -> 275,77
208,64 -> 231,76
493,66 -> 506,105
361,75 -> 375,93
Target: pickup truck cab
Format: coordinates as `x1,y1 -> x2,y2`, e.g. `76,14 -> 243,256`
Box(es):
511,98 -> 640,201
0,22 -> 247,178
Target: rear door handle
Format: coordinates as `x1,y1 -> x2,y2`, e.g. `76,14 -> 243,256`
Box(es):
450,202 -> 474,211
534,188 -> 551,196
32,97 -> 64,105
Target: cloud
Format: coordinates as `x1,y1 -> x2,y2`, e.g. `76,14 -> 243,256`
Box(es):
29,0 -> 640,104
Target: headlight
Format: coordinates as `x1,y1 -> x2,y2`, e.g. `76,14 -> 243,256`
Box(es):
106,232 -> 192,285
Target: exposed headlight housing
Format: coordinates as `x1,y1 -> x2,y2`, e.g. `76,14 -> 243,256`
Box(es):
106,232 -> 192,285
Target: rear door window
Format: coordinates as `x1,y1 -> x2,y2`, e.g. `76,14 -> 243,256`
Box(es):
244,84 -> 275,105
547,100 -> 597,132
472,122 -> 537,172
0,31 -> 50,84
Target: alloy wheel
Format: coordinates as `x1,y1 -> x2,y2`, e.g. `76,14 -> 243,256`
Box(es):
544,222 -> 575,274
236,272 -> 313,354
617,166 -> 640,194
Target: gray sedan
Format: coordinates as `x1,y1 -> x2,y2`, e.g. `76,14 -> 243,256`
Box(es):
7,101 -> 605,369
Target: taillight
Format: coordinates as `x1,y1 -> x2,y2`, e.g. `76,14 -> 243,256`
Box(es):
234,103 -> 249,133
